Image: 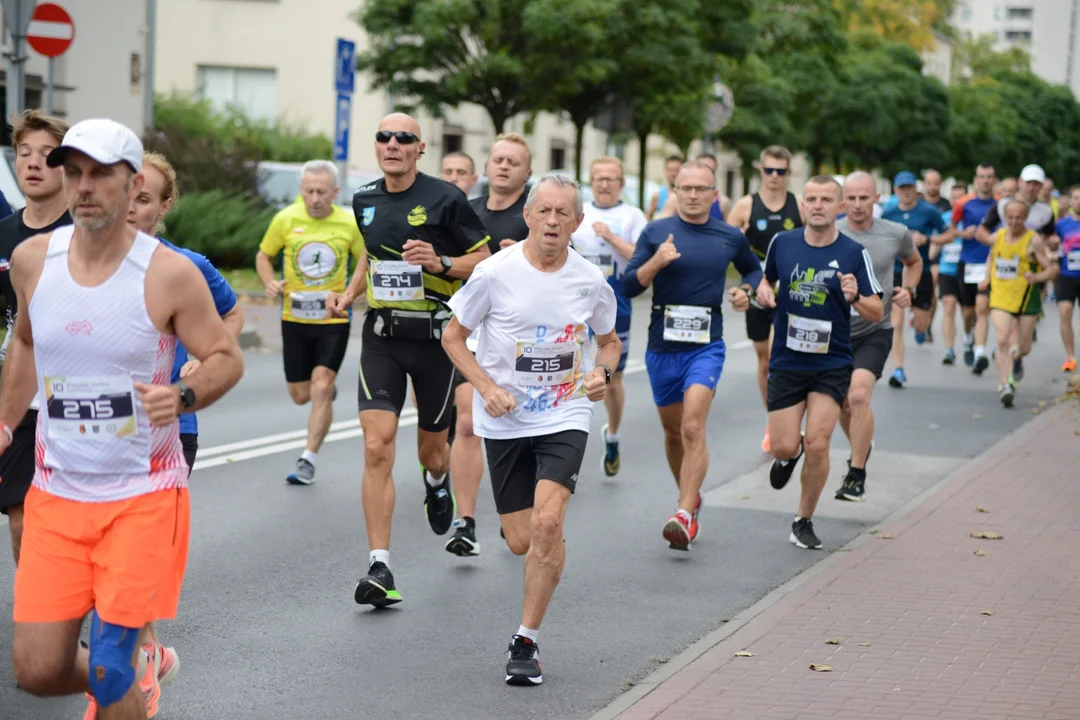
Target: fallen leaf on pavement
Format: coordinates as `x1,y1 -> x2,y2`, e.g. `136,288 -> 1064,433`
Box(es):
825,638 -> 842,645
868,529 -> 879,535
974,549 -> 987,556
738,495 -> 750,500
1030,408 -> 1041,415
809,664 -> 833,672
1075,430 -> 1080,436
971,531 -> 1003,539
858,642 -> 872,647
892,686 -> 901,691
1038,400 -> 1048,407
734,651 -> 755,657
980,610 -> 995,616
877,534 -> 894,539
976,506 -> 990,513
972,413 -> 983,419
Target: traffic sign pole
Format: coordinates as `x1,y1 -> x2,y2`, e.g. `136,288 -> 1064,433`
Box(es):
334,38 -> 356,186
2,0 -> 36,124
45,56 -> 53,112
25,3 -> 77,116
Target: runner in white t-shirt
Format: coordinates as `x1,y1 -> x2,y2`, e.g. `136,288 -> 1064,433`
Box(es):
443,174 -> 621,687
570,157 -> 647,478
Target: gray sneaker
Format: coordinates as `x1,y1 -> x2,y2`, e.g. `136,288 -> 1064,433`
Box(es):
286,458 -> 316,485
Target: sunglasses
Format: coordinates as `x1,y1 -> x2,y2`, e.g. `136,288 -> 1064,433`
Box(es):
762,167 -> 789,176
375,131 -> 419,145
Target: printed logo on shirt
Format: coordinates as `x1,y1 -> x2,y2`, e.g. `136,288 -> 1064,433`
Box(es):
783,218 -> 795,230
828,260 -> 840,269
756,219 -> 768,231
66,320 -> 93,336
0,258 -> 9,272
362,207 -> 375,226
788,264 -> 837,307
296,241 -> 340,280
407,205 -> 428,227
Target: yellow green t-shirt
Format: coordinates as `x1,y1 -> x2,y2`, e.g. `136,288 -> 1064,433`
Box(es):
258,202 -> 365,324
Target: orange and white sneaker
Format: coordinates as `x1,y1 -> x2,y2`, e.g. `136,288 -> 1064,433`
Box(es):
82,647 -> 161,719
149,642 -> 180,687
1063,357 -> 1077,373
662,511 -> 698,551
761,425 -> 771,453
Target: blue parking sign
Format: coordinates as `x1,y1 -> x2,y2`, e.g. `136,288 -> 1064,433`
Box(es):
336,38 -> 356,94
334,93 -> 351,162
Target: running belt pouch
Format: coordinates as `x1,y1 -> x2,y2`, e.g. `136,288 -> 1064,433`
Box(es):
383,308 -> 437,341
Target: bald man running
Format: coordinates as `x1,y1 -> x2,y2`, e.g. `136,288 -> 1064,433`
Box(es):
328,113 -> 491,606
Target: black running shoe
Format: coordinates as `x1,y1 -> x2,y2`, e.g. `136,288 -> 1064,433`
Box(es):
972,355 -> 990,376
505,635 -> 542,686
1012,355 -> 1024,382
423,471 -> 456,536
354,561 -> 403,608
834,470 -> 865,502
790,518 -> 822,549
770,446 -> 803,490
999,383 -> 1015,408
445,517 -> 480,557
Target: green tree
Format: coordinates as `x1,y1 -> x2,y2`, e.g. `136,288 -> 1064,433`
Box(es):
943,79 -> 1022,180
950,32 -> 1031,84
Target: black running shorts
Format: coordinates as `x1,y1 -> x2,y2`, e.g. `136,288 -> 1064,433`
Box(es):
767,367 -> 853,412
484,430 -> 588,515
893,270 -> 934,311
956,262 -> 990,308
938,273 -> 962,300
281,320 -> 351,383
745,305 -> 775,343
0,409 -> 37,514
851,329 -> 893,380
1057,275 -> 1080,305
357,313 -> 456,432
180,433 -> 198,475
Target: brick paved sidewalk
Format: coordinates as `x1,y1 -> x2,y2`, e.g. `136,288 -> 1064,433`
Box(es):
608,397 -> 1080,720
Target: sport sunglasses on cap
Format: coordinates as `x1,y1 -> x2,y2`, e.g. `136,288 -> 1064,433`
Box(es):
375,130 -> 420,144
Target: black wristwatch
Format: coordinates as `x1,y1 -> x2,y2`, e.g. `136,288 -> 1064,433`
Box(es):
597,364 -> 612,385
440,255 -> 453,274
176,382 -> 196,410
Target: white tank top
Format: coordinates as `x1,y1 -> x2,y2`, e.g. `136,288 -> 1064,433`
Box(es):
28,226 -> 187,503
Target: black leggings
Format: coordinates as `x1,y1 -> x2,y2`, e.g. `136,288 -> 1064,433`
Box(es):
180,433 -> 199,475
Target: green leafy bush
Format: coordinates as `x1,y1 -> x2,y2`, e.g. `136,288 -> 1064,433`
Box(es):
162,190 -> 277,269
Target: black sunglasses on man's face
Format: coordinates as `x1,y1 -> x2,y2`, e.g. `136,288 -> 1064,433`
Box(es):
375,130 -> 419,145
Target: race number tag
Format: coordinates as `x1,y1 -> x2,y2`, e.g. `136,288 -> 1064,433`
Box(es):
514,341 -> 578,387
663,305 -> 711,344
963,263 -> 987,284
994,257 -> 1019,280
786,316 -> 832,354
370,260 -> 424,302
1067,250 -> 1080,272
942,244 -> 962,264
583,253 -> 615,277
44,375 -> 137,440
289,291 -> 329,321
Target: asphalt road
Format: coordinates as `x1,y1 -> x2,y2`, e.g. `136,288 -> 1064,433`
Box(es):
0,294 -> 1073,720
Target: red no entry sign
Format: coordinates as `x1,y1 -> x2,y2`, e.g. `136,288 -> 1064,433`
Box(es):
26,3 -> 75,58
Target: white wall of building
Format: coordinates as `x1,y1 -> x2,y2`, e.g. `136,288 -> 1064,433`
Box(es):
1,0 -> 147,133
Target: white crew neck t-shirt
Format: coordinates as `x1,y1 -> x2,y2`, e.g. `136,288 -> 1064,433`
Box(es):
448,242 -> 617,440
570,201 -> 648,282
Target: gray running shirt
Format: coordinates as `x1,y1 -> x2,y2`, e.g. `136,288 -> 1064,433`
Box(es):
836,217 -> 916,337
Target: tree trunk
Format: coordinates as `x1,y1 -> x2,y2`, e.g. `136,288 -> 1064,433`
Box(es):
489,107 -> 507,135
574,119 -> 587,183
637,128 -> 649,209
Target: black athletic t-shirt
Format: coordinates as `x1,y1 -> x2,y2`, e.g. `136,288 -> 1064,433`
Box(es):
353,172 -> 490,311
469,192 -> 529,254
0,208 -> 72,329
746,192 -> 803,259
931,197 -> 952,214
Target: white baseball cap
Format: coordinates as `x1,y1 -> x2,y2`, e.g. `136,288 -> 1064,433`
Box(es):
1019,164 -> 1046,183
46,118 -> 143,172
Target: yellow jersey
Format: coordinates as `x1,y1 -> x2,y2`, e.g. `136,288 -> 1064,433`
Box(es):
258,201 -> 365,324
988,228 -> 1036,314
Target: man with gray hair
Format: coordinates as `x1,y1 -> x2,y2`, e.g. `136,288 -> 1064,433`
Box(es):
255,159 -> 365,486
833,171 -> 921,502
442,173 -> 621,686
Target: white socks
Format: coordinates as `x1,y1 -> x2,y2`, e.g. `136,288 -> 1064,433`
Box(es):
605,428 -> 620,444
369,549 -> 389,568
974,345 -> 986,359
301,450 -> 317,466
425,470 -> 446,487
517,625 -> 539,642
963,334 -> 973,347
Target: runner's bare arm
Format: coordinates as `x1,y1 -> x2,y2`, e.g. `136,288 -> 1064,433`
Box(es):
728,195 -> 753,231
442,317 -> 515,417
332,244 -> 369,307
254,250 -> 285,297
0,235 -> 49,432
222,305 -> 246,337
147,250 -> 244,414
900,248 -> 923,298
1027,236 -> 1059,284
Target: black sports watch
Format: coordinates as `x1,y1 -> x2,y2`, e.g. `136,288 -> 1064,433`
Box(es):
440,255 -> 453,274
597,363 -> 612,385
176,382 -> 196,410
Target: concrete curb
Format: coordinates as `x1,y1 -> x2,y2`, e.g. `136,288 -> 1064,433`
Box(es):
588,403 -> 1067,720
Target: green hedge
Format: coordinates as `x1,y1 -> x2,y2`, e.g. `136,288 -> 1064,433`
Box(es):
162,191 -> 276,268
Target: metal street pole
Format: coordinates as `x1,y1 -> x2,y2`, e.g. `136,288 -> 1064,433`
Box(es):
144,0 -> 157,130
45,56 -> 52,112
3,0 -> 32,125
